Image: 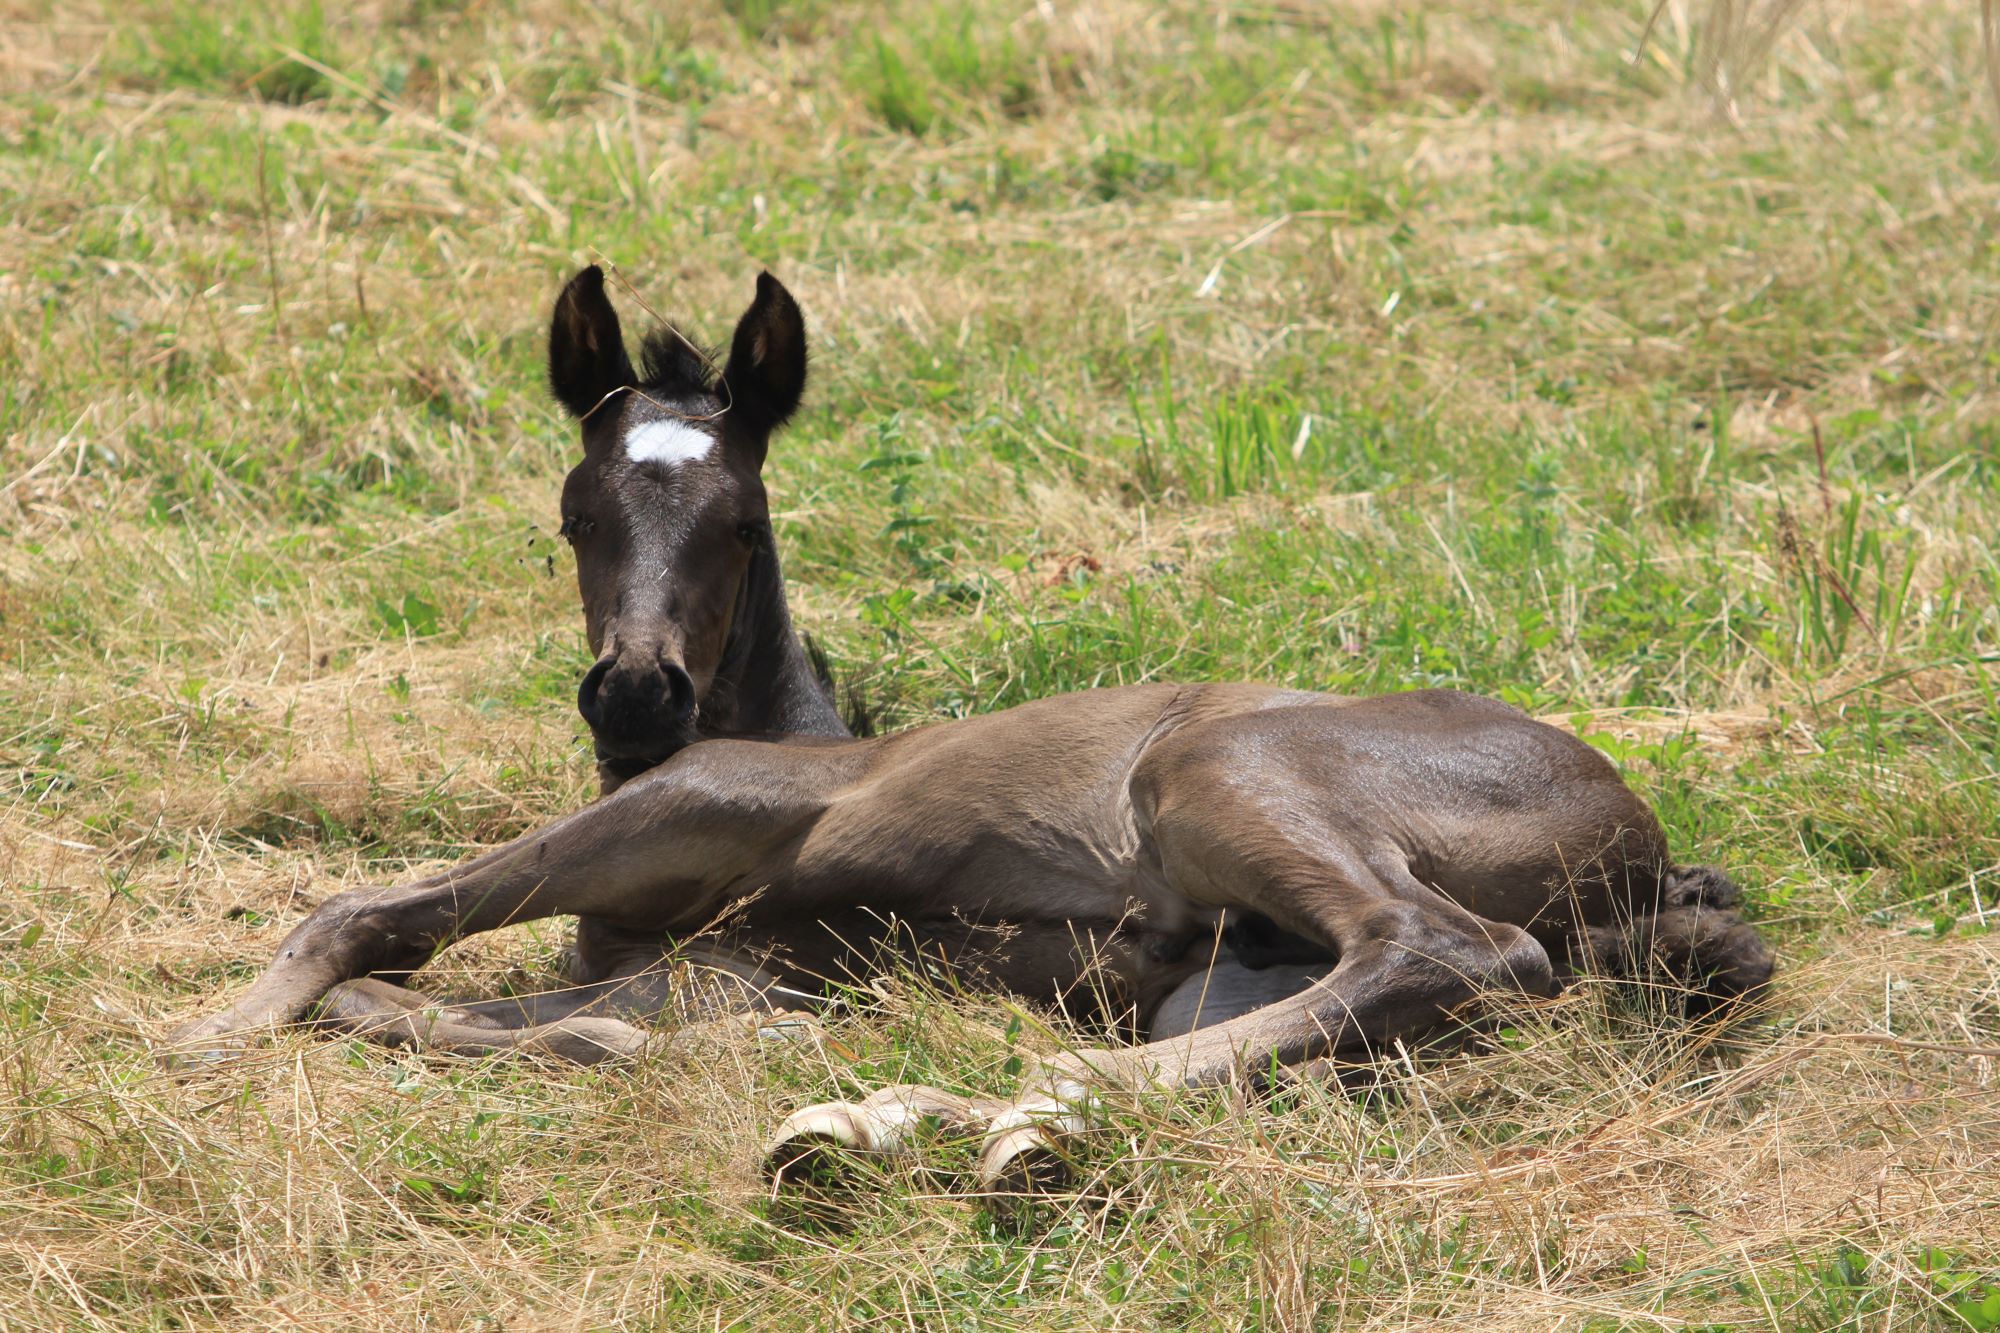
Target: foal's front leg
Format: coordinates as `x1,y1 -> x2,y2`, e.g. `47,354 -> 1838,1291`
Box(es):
309,976 -> 659,1063
170,741 -> 831,1060
304,943 -> 824,1063
171,817 -> 635,1056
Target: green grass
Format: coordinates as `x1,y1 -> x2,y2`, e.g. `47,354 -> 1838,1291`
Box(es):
2,0 -> 1998,1327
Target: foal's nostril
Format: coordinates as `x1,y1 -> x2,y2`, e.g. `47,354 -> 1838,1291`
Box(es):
577,658 -> 614,728
664,662 -> 696,725
579,654 -> 695,741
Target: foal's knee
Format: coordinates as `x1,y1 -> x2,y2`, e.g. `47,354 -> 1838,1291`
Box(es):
287,886 -> 435,973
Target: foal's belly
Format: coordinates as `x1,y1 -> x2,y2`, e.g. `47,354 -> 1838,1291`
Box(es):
742,883 -> 1209,1018
691,823 -> 1223,1026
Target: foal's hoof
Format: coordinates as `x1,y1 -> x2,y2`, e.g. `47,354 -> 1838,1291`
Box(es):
524,1016 -> 657,1063
762,1102 -> 887,1198
161,1034 -> 256,1070
972,1080 -> 1094,1217
160,1011 -> 269,1068
762,1085 -> 987,1200
975,1120 -> 1076,1201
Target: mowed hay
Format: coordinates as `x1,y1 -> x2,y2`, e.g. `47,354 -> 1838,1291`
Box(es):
4,0 -> 1999,1327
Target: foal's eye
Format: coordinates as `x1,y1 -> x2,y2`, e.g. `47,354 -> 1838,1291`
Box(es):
735,521 -> 763,547
558,516 -> 594,543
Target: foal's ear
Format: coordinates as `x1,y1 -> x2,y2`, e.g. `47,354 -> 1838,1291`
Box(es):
548,266 -> 636,420
721,272 -> 807,445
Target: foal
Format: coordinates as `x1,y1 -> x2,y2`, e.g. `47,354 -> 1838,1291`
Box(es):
176,268 -> 1774,1197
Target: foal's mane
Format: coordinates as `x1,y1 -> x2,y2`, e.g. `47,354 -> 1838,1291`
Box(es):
804,633 -> 877,739
638,325 -> 717,398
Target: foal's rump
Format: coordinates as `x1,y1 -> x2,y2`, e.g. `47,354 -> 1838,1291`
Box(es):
1142,687 -> 1677,931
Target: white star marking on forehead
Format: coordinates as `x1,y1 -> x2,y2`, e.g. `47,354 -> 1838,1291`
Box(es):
623,418 -> 716,468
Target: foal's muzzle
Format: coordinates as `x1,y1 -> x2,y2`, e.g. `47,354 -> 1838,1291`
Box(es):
577,652 -> 697,756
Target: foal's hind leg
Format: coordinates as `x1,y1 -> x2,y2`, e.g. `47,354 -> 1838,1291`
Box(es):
959,764 -> 1558,1193
765,779 -> 1555,1201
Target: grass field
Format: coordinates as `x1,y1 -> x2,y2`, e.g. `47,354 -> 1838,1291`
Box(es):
3,0 -> 1999,1326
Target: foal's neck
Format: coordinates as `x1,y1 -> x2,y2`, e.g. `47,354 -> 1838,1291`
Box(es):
702,540 -> 851,742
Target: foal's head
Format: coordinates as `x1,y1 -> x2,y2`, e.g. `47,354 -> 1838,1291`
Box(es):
546,265 -> 807,772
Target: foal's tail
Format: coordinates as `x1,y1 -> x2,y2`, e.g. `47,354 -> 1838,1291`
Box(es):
1581,864 -> 1776,1016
